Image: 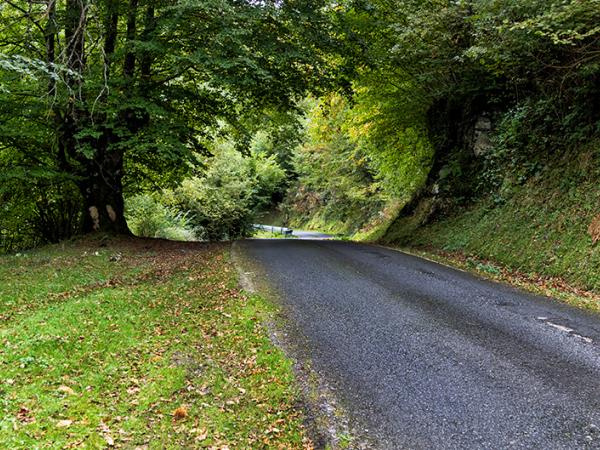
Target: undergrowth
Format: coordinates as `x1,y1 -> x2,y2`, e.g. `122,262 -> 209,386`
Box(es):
384,145 -> 600,294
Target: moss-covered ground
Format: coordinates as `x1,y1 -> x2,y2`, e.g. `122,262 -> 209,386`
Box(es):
383,148 -> 600,300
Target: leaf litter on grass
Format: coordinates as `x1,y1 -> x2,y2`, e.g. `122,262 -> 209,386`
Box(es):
0,236 -> 313,449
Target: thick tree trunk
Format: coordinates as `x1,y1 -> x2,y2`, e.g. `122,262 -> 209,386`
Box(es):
60,0 -> 131,235
78,149 -> 131,235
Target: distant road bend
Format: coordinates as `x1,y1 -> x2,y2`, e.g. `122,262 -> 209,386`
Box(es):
237,239 -> 600,449
252,224 -> 333,240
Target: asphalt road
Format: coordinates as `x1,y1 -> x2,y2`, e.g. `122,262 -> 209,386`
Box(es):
252,224 -> 332,240
237,239 -> 600,449
291,229 -> 332,240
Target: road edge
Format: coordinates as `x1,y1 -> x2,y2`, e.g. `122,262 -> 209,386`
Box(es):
376,243 -> 600,313
230,240 -> 370,449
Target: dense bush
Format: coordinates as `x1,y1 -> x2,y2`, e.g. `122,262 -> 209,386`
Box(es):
126,194 -> 196,241
126,141 -> 286,241
1,174 -> 81,253
171,143 -> 285,240
1,196 -> 38,253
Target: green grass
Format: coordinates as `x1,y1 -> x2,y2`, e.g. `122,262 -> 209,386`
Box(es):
0,237 -> 311,448
383,146 -> 600,297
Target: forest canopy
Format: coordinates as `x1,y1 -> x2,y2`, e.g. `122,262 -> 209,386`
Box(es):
1,0 -> 599,250
0,0 -> 332,249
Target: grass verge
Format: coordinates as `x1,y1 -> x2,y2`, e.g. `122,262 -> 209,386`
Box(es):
0,236 -> 311,448
383,148 -> 600,300
390,245 -> 600,312
252,230 -> 297,239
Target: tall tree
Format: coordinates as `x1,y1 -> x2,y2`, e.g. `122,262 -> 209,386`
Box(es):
0,0 -> 332,234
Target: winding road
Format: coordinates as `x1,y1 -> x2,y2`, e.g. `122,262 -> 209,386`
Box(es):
237,239 -> 600,449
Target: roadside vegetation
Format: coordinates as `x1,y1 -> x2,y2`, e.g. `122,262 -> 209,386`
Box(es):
0,237 -> 311,448
282,1 -> 600,300
4,1 -> 597,263
384,144 -> 600,295
0,0 -> 330,250
281,94 -> 407,237
125,140 -> 286,242
252,229 -> 296,240
1,1 -> 599,444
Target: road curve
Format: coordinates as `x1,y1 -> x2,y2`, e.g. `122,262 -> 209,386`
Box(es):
237,239 -> 600,449
291,229 -> 333,240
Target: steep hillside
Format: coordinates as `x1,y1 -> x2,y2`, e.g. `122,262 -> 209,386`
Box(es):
383,143 -> 600,293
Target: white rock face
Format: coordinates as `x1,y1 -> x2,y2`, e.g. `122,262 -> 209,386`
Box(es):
473,116 -> 493,156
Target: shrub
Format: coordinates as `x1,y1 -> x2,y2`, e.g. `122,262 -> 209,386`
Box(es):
170,142 -> 286,241
127,141 -> 286,242
1,178 -> 82,253
126,194 -> 196,240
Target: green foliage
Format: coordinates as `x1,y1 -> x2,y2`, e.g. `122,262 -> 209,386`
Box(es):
0,0 -> 334,237
252,228 -> 297,239
126,194 -> 196,241
3,0 -> 599,247
295,0 -> 596,248
349,77 -> 434,198
283,79 -> 433,236
0,196 -> 38,253
284,94 -> 387,235
340,0 -> 599,165
171,143 -> 285,241
243,109 -> 307,176
126,141 -> 286,242
478,102 -> 548,204
0,148 -> 81,253
173,176 -> 254,241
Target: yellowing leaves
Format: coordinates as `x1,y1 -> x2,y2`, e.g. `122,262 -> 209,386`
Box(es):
173,406 -> 188,420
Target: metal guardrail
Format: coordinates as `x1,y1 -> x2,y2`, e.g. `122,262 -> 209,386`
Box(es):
252,224 -> 294,237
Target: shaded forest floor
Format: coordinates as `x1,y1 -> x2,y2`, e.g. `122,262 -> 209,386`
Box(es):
0,236 -> 311,448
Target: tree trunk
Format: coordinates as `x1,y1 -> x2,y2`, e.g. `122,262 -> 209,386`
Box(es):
60,0 -> 131,235
78,147 -> 131,235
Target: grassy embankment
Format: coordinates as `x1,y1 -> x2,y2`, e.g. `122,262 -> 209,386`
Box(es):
382,149 -> 600,308
0,237 -> 311,448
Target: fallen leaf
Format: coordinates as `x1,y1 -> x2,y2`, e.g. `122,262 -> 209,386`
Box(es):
16,406 -> 35,424
196,428 -> 208,441
173,406 -> 188,420
56,419 -> 73,428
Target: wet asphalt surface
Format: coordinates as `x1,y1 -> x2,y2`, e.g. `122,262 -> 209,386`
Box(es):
291,230 -> 333,240
238,239 -> 600,449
